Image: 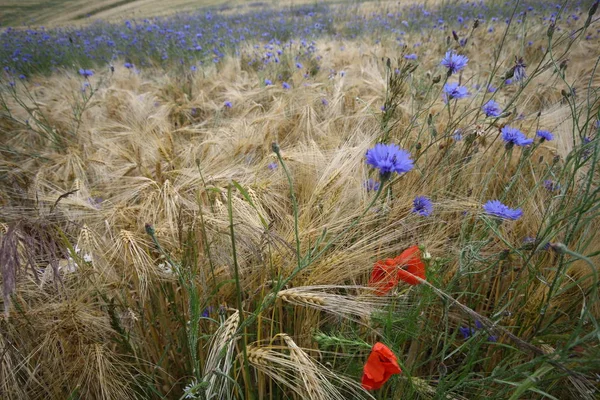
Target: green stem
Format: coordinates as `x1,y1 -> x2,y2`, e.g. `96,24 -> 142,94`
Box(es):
227,184 -> 254,400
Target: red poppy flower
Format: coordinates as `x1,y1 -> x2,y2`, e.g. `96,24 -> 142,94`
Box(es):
361,342 -> 402,390
368,257 -> 399,295
393,245 -> 425,285
369,245 -> 426,294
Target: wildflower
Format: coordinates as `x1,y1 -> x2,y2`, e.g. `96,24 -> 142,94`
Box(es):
543,179 -> 560,192
482,100 -> 502,117
363,178 -> 381,192
459,326 -> 477,339
369,245 -> 425,294
265,78 -> 272,85
404,53 -> 418,60
513,57 -> 527,81
412,196 -> 433,216
365,143 -> 414,178
267,162 -> 278,170
394,245 -> 426,285
202,306 -> 213,317
183,380 -> 201,399
579,136 -> 594,158
78,68 -> 94,78
361,343 -> 402,390
124,62 -> 134,69
282,81 -> 291,89
523,236 -> 551,251
295,62 -> 303,69
224,101 -> 232,108
536,130 -> 554,142
483,200 -> 523,220
459,320 -> 496,341
440,50 -> 468,75
443,82 -> 469,102
369,258 -> 400,295
321,98 -> 329,106
501,126 -> 533,147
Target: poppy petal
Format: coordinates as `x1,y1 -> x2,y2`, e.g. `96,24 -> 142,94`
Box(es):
361,343 -> 402,391
369,259 -> 399,295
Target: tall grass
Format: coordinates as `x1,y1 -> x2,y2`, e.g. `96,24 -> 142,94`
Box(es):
1,0 -> 599,399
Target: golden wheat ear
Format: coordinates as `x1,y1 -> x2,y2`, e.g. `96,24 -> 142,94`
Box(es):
277,285 -> 405,324
247,334 -> 375,400
110,230 -> 156,300
201,310 -> 240,399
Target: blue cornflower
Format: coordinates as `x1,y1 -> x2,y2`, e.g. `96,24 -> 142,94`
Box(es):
412,196 -> 433,216
201,306 -> 213,317
78,68 -> 94,78
459,320 -> 496,341
365,143 -> 414,178
124,62 -> 134,69
536,130 -> 554,142
501,126 -> 533,147
404,53 -> 418,60
513,57 -> 527,81
224,101 -> 232,108
265,79 -> 273,85
363,178 -> 380,192
321,98 -> 329,106
453,129 -> 463,141
443,82 -> 469,102
482,100 -> 502,117
543,180 -> 560,192
296,62 -> 303,69
282,82 -> 291,89
523,236 -> 551,251
440,50 -> 469,75
483,200 -> 523,220
267,162 -> 278,170
459,326 -> 476,339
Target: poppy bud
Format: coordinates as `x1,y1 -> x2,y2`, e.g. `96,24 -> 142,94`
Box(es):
145,223 -> 155,236
271,142 -> 280,154
547,22 -> 556,37
589,0 -> 598,17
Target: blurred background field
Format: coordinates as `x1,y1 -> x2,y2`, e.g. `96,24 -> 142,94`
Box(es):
0,0 -> 343,27
1,0 -> 599,399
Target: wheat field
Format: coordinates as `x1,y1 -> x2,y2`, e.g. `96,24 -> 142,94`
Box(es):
1,0 -> 600,399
